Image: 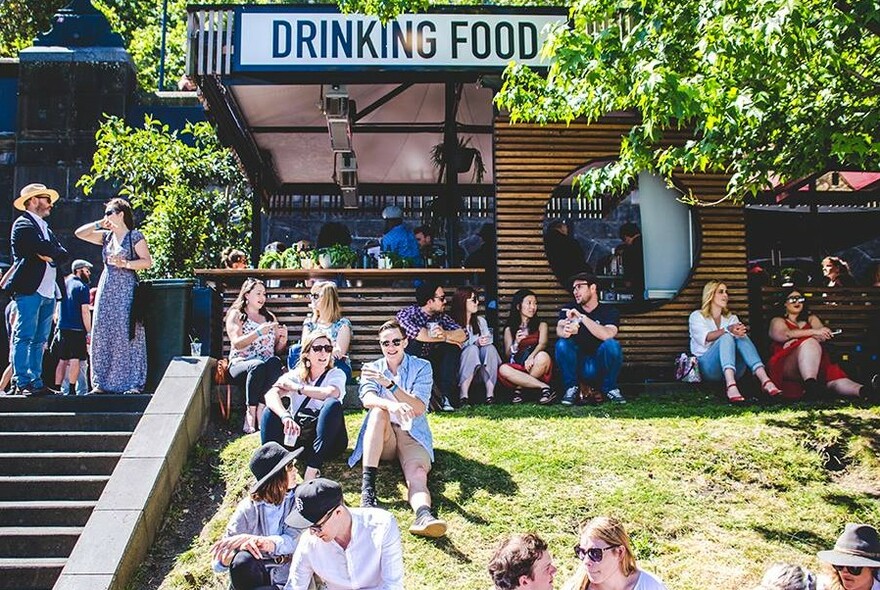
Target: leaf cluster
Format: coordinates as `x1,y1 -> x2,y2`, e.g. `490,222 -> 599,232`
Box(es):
77,115 -> 251,278
494,0 -> 880,202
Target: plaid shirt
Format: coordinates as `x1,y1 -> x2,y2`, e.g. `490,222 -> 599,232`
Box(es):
396,305 -> 461,357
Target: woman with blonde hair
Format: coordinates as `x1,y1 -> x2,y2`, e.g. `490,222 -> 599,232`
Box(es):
563,516 -> 667,590
225,278 -> 288,433
688,280 -> 780,403
262,330 -> 348,481
287,280 -> 352,381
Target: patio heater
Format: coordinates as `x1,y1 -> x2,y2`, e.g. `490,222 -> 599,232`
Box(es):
338,151 -> 358,209
324,84 -> 352,152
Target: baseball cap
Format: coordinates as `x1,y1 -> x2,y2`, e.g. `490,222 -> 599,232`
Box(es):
72,259 -> 93,271
381,205 -> 403,220
284,477 -> 344,529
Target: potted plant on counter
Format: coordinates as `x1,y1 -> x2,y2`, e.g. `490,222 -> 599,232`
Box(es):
317,244 -> 357,269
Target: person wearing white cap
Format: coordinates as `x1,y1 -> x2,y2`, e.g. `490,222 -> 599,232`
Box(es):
817,523 -> 880,590
284,478 -> 404,590
5,183 -> 69,395
54,259 -> 93,395
379,205 -> 421,267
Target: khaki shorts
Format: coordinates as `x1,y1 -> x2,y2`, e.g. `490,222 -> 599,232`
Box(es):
379,421 -> 432,473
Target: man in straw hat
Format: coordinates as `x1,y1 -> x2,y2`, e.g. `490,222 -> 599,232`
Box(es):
817,523 -> 880,590
5,183 -> 68,395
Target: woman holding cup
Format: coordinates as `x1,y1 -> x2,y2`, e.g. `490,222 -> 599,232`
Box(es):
498,289 -> 554,404
262,331 -> 348,481
451,287 -> 501,405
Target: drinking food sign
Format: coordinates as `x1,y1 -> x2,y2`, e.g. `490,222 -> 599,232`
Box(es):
234,8 -> 567,71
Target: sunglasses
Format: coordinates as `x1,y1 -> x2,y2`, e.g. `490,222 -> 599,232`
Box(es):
103,208 -> 120,216
786,296 -> 806,304
309,505 -> 339,533
574,544 -> 620,563
309,293 -> 321,300
833,565 -> 864,576
380,338 -> 404,348
310,344 -> 334,353
572,282 -> 591,291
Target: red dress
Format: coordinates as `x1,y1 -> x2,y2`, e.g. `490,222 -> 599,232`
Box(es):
768,318 -> 848,400
498,329 -> 552,387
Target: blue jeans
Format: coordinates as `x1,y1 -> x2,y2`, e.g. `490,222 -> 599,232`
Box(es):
11,293 -> 55,389
697,333 -> 764,381
287,344 -> 353,382
260,397 -> 348,470
555,338 -> 623,393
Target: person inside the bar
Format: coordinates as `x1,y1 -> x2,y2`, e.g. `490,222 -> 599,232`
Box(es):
222,247 -> 248,269
413,225 -> 447,268
616,222 -> 644,301
348,320 -> 448,538
396,281 -> 467,411
380,205 -> 421,267
543,219 -> 589,290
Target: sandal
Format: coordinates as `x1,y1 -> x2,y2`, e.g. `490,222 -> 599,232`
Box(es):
485,395 -> 495,405
726,382 -> 745,404
511,389 -> 524,404
538,387 -> 557,405
760,379 -> 781,397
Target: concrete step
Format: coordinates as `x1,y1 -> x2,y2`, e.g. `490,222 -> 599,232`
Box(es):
0,476 -> 110,501
0,431 -> 131,452
0,394 -> 150,413
0,527 -> 82,558
0,452 -> 122,476
0,557 -> 65,590
0,412 -> 141,432
0,501 -> 96,527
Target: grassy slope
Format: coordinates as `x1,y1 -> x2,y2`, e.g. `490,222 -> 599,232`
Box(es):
136,390 -> 880,590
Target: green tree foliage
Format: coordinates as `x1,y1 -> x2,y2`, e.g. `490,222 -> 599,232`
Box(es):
495,0 -> 880,202
77,115 -> 251,278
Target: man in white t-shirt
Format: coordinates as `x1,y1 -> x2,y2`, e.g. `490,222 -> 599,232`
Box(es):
284,478 -> 403,590
488,533 -> 557,590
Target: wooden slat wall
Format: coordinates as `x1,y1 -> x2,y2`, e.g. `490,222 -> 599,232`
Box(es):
495,118 -> 748,368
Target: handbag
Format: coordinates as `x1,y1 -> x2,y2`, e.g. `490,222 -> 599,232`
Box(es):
674,353 -> 702,383
289,370 -> 329,447
127,233 -> 149,339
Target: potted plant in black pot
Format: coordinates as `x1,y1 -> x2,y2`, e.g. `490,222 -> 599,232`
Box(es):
430,136 -> 486,182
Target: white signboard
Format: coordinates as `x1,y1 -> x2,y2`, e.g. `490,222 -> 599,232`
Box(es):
235,10 -> 567,70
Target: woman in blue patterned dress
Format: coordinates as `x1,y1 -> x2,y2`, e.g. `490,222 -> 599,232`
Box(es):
75,198 -> 152,394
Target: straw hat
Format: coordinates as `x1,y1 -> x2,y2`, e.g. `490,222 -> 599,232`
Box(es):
817,523 -> 880,567
14,183 -> 60,211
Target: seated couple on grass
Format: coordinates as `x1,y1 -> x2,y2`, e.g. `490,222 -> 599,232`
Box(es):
488,517 -> 667,590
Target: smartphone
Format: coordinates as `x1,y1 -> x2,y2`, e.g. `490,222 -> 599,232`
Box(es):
830,329 -> 842,335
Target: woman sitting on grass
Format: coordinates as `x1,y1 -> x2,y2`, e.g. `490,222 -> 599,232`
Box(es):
768,287 -> 876,400
688,280 -> 781,403
451,287 -> 502,405
498,289 -> 554,405
753,563 -> 816,590
262,331 -> 348,481
816,523 -> 880,590
563,516 -> 668,590
211,442 -> 303,590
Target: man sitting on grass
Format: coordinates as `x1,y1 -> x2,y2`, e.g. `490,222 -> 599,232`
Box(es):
284,478 -> 403,590
488,533 -> 557,590
347,319 -> 448,538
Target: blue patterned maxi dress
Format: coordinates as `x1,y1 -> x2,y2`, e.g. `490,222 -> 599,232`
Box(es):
90,230 -> 148,393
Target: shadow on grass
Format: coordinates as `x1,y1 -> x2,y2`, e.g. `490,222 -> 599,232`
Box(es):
764,412 -> 880,463
751,525 -> 832,554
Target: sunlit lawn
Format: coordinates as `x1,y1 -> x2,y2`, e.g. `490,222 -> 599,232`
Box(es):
134,388 -> 880,590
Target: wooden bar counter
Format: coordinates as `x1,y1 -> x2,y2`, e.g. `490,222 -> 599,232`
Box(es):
195,268 -> 485,368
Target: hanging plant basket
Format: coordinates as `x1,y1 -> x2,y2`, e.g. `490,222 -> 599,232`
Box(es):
430,136 -> 486,183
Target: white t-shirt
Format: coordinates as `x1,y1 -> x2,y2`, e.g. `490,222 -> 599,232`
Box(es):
284,367 -> 347,414
634,569 -> 668,590
688,309 -> 740,357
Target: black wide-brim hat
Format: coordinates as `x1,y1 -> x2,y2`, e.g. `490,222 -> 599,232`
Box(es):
817,523 -> 880,567
249,442 -> 303,494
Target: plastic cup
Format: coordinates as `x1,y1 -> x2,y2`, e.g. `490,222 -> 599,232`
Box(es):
284,428 -> 299,447
427,321 -> 440,336
190,342 -> 202,356
398,412 -> 413,432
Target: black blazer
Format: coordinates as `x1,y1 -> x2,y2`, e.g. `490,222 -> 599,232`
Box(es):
7,212 -> 69,298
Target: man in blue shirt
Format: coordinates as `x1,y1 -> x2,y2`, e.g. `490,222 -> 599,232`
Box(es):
555,271 -> 625,405
379,206 -> 421,267
56,259 -> 92,395
348,319 -> 447,538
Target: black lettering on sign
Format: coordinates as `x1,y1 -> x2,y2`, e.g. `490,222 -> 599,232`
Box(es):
391,21 -> 413,59
471,21 -> 491,59
417,21 -> 436,58
451,21 -> 468,59
272,20 -> 291,58
495,21 -> 514,59
296,20 -> 317,58
331,20 -> 352,58
357,20 -> 378,58
518,22 -> 538,59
